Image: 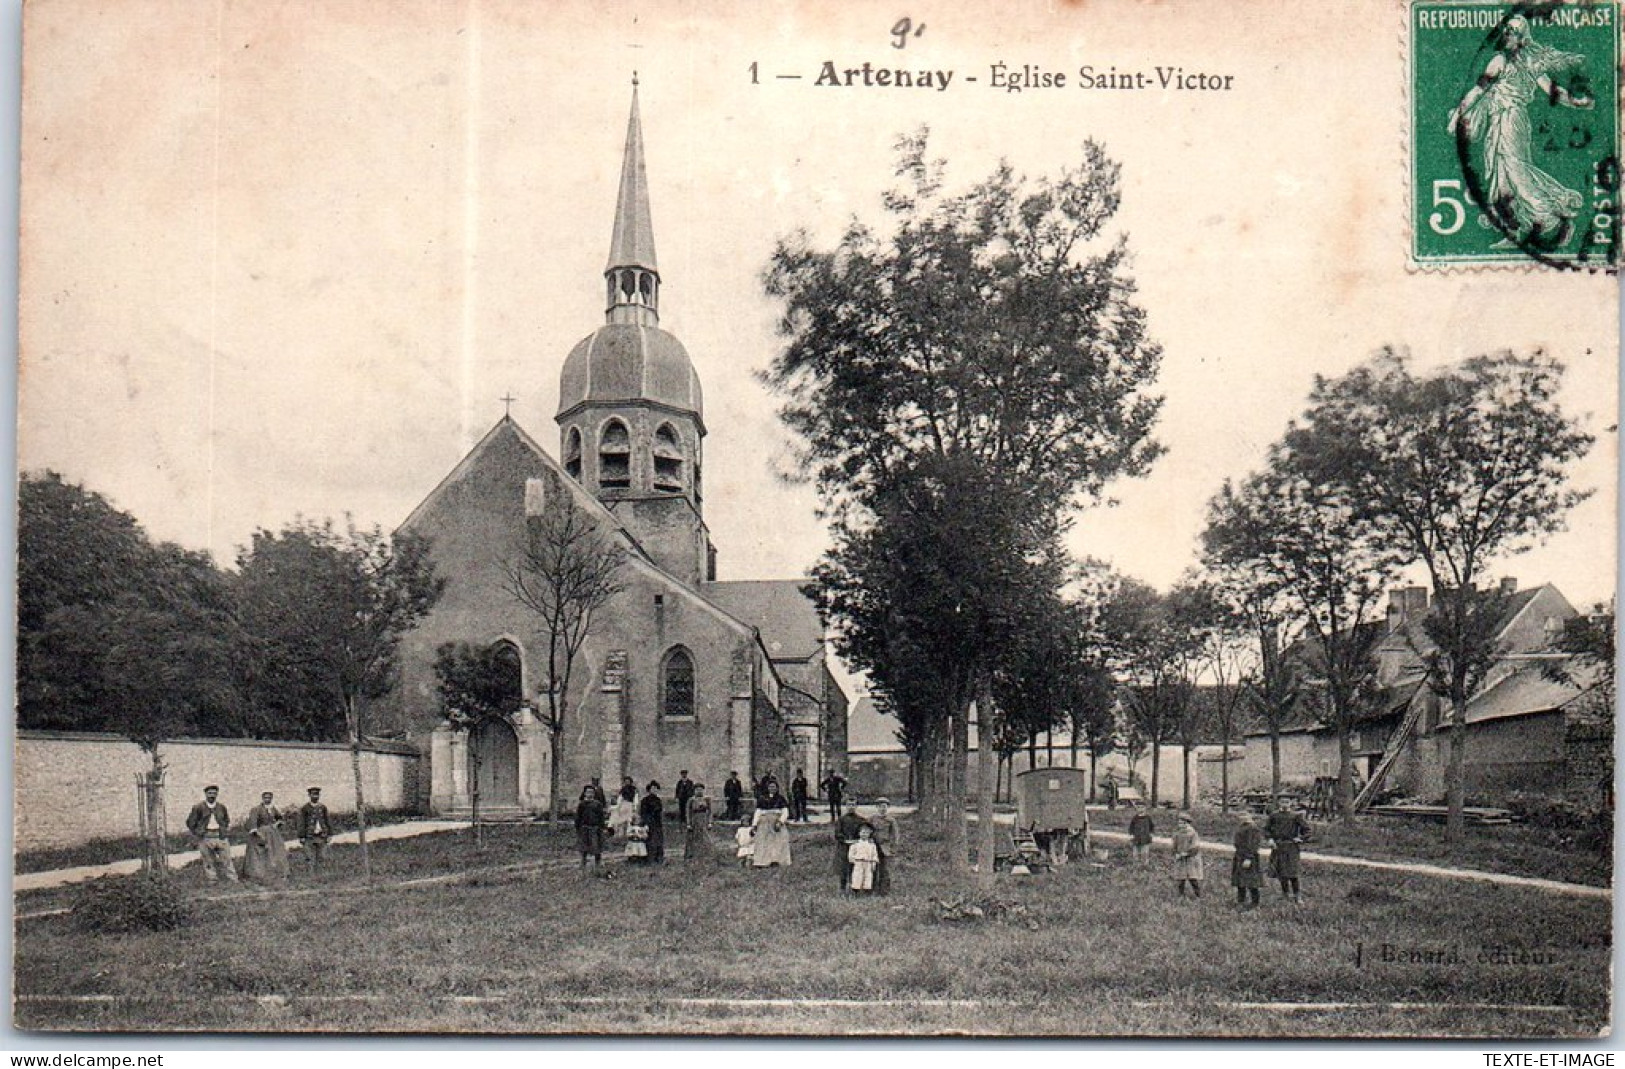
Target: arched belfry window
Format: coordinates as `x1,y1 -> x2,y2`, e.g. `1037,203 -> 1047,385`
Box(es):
490,640 -> 524,712
563,428 -> 583,481
661,647 -> 695,720
599,419 -> 631,490
653,423 -> 684,492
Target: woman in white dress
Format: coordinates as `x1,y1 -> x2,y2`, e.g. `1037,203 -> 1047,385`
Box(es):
751,785 -> 792,868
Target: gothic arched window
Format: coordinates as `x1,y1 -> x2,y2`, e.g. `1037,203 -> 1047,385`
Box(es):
563,427 -> 582,481
598,418 -> 631,490
489,640 -> 524,712
653,423 -> 684,492
661,647 -> 695,720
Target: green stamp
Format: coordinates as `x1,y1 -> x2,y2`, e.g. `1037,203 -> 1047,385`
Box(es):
1412,1 -> 1620,267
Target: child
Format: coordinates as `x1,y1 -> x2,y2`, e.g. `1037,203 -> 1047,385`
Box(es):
1172,812 -> 1204,898
1128,804 -> 1155,866
625,820 -> 649,864
734,818 -> 755,868
848,824 -> 879,893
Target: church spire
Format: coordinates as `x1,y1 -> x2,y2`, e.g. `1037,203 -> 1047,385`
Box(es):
605,76 -> 660,326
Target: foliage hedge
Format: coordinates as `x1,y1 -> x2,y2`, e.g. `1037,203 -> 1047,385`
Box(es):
72,873 -> 194,934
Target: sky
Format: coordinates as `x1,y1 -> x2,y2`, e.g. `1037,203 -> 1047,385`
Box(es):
18,0 -> 1621,656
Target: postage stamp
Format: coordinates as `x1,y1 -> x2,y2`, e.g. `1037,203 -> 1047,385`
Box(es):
1411,0 -> 1621,268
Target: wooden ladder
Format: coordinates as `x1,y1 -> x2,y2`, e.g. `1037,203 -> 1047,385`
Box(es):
1354,695 -> 1426,811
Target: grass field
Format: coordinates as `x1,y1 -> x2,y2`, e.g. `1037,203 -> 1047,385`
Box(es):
14,818 -> 1611,1037
1088,804 -> 1613,887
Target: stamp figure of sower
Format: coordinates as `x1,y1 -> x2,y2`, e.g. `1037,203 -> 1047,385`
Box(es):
1448,14 -> 1595,247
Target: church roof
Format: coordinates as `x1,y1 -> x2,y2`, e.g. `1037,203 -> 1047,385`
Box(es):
705,579 -> 825,661
607,81 -> 657,274
557,323 -> 703,422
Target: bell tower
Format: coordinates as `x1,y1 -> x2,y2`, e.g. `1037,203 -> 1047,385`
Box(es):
555,80 -> 716,586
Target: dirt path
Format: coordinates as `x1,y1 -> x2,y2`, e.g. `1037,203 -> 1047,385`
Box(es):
12,819 -> 468,892
1086,828 -> 1609,900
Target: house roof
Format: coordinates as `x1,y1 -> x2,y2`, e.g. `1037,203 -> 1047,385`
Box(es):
704,579 -> 825,661
1464,664 -> 1592,726
847,694 -> 905,753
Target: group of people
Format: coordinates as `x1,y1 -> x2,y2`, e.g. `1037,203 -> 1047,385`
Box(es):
719,768 -> 847,824
573,773 -> 728,869
1125,800 -> 1311,908
572,771 -> 899,894
183,784 -> 335,885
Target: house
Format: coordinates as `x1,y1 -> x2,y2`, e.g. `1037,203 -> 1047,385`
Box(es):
1239,581 -> 1605,803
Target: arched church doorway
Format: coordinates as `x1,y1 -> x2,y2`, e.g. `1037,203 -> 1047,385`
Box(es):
472,717 -> 519,808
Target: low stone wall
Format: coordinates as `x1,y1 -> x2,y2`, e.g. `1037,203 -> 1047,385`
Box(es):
14,731 -> 422,853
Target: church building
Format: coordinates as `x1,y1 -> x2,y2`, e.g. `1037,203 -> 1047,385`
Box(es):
390,85 -> 848,817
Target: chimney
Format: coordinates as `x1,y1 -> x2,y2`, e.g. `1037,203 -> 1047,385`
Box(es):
1499,577 -> 1518,596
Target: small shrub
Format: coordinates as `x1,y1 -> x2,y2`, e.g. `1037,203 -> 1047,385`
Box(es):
72,873 -> 194,934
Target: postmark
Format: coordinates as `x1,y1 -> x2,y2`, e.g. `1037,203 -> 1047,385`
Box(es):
1411,0 -> 1621,268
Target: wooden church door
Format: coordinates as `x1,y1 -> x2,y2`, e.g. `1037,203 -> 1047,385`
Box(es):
473,718 -> 520,808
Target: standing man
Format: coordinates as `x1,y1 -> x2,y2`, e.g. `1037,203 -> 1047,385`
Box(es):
675,770 -> 696,825
723,771 -> 744,822
790,768 -> 810,822
1265,799 -> 1310,905
1128,802 -> 1155,866
820,770 -> 847,821
297,786 -> 334,876
186,785 -> 237,883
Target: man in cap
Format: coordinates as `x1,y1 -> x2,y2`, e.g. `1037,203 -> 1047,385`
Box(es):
297,786 -> 334,875
185,785 -> 237,883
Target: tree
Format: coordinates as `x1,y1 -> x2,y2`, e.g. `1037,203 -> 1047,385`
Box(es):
763,130 -> 1165,879
1185,577 -> 1255,813
1100,578 -> 1204,808
236,520 -> 443,880
18,473 -> 242,872
813,453 -> 1065,885
1203,453 -> 1404,822
502,472 -> 628,822
434,642 -> 522,845
1287,348 -> 1592,840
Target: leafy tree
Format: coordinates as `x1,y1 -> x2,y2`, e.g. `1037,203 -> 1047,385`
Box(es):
763,130 -> 1165,880
1203,452 -> 1403,822
1100,578 -> 1204,808
502,472 -> 628,822
1183,577 -> 1255,812
235,519 -> 442,880
18,473 -> 242,872
434,642 -> 522,844
1286,349 -> 1592,840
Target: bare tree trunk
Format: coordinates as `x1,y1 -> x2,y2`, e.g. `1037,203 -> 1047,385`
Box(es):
1444,694 -> 1468,844
346,697 -> 373,884
947,702 -> 970,877
1270,727 -> 1282,799
1088,749 -> 1098,802
1150,737 -> 1162,807
469,729 -> 484,847
1337,723 -> 1356,824
975,678 -> 997,892
1181,743 -> 1192,810
548,723 -> 563,823
143,746 -> 169,876
1221,720 -> 1232,815
1069,725 -> 1079,770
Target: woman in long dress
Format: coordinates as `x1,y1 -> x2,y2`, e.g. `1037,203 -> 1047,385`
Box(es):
684,785 -> 716,861
1448,15 -> 1594,244
610,786 -> 637,841
751,785 -> 792,867
243,791 -> 289,886
1172,812 -> 1204,899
